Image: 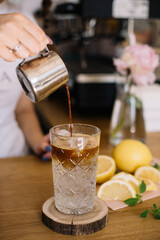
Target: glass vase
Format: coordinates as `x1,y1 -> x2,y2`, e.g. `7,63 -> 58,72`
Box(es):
109,76 -> 146,146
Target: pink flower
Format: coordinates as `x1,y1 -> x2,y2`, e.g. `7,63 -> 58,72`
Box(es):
132,72 -> 156,85
113,59 -> 128,75
114,44 -> 159,85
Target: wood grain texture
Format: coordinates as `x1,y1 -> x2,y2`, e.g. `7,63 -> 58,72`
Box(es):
0,96 -> 160,239
1,155 -> 160,240
42,197 -> 108,235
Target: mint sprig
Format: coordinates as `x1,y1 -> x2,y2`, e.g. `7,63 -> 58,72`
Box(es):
153,163 -> 160,171
124,180 -> 146,206
140,204 -> 160,219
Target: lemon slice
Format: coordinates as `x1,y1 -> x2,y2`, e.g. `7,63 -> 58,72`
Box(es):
135,166 -> 160,184
97,179 -> 136,201
136,177 -> 157,191
112,172 -> 140,193
96,155 -> 116,184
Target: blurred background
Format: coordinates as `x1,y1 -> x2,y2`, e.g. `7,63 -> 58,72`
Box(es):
8,0 -> 160,132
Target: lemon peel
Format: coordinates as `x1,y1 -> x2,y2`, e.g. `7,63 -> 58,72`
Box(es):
112,172 -> 140,193
112,139 -> 152,173
97,179 -> 136,201
135,166 -> 160,184
96,155 -> 116,184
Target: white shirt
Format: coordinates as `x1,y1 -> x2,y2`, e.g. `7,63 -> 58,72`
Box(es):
0,1 -> 32,158
0,59 -> 30,158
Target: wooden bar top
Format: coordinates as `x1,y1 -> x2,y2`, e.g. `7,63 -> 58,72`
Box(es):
1,94 -> 160,239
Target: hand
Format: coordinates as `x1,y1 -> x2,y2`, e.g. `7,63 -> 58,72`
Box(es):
34,134 -> 52,161
0,12 -> 52,61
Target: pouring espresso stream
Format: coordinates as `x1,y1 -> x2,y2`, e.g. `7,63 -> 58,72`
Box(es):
16,48 -> 73,135
65,83 -> 73,136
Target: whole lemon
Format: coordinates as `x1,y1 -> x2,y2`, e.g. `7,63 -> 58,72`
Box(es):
112,139 -> 152,173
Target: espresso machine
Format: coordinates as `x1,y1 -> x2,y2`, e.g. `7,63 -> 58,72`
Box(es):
36,0 -> 160,115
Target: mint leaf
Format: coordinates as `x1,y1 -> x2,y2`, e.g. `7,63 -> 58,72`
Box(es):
124,198 -> 139,206
140,210 -> 149,218
153,163 -> 160,171
153,211 -> 160,219
157,208 -> 160,213
139,180 -> 146,194
153,204 -> 157,210
153,205 -> 160,219
124,181 -> 146,206
136,194 -> 141,200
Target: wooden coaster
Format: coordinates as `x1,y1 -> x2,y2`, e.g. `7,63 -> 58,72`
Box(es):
42,196 -> 108,235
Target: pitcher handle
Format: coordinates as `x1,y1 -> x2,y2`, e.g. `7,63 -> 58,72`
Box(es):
19,46 -> 49,66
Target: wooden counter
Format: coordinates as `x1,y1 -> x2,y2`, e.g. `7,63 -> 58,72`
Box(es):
1,94 -> 160,239
1,155 -> 160,240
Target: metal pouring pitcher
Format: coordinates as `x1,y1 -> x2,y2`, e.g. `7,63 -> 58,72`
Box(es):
16,47 -> 69,103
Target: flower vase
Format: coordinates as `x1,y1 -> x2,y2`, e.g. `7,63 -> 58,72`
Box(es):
109,76 -> 146,146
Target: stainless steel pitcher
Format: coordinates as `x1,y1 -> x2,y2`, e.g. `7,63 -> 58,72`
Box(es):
16,48 -> 69,103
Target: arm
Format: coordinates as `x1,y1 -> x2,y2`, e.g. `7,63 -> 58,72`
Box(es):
15,92 -> 51,160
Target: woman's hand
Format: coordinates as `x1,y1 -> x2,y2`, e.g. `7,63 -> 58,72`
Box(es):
34,134 -> 52,161
0,12 -> 52,61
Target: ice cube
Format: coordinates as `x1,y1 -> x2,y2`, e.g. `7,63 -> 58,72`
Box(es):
69,137 -> 88,150
78,137 -> 88,150
57,129 -> 70,136
68,137 -> 78,148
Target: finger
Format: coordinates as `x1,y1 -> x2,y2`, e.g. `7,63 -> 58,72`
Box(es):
21,16 -> 50,53
0,45 -> 17,62
45,145 -> 51,152
1,15 -> 49,57
12,44 -> 30,59
4,24 -> 44,56
6,12 -> 49,46
38,140 -> 50,154
18,30 -> 42,55
39,35 -> 49,51
19,31 -> 49,56
25,27 -> 49,51
44,134 -> 50,142
0,31 -> 19,53
42,152 -> 52,161
43,152 -> 51,158
22,16 -> 50,45
24,19 -> 53,50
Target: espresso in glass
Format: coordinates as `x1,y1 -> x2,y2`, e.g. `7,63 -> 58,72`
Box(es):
50,124 -> 101,214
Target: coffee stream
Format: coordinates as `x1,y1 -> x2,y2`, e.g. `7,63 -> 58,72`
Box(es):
65,84 -> 72,136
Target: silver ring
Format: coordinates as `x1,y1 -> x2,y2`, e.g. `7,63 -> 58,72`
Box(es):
9,43 -> 22,53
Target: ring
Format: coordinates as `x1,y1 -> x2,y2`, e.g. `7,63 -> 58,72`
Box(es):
9,43 -> 22,53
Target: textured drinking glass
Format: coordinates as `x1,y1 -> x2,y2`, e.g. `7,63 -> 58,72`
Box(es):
50,124 -> 101,215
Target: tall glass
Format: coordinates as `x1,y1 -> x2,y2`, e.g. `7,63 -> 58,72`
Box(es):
50,124 -> 101,215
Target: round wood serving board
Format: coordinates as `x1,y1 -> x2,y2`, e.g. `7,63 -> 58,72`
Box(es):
42,196 -> 108,235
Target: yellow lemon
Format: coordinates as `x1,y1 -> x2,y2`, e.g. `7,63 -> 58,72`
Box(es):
136,177 -> 157,191
135,166 -> 160,184
97,179 -> 136,201
96,155 -> 116,184
112,139 -> 152,173
112,172 -> 139,193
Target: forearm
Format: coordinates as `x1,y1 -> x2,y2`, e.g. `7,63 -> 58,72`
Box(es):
16,105 -> 44,153
15,93 -> 51,158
